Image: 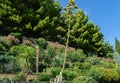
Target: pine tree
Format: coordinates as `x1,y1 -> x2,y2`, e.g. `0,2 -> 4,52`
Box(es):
115,37 -> 120,54
0,0 -> 61,40
60,8 -> 104,55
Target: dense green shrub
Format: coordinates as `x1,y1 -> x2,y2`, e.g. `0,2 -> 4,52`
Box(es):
102,68 -> 119,83
9,33 -> 22,40
50,67 -> 61,77
67,49 -> 86,62
0,35 -> 118,82
10,45 -> 35,55
0,36 -> 11,49
113,52 -> 120,64
38,49 -> 46,61
7,35 -> 20,45
15,72 -> 26,81
87,66 -> 119,82
0,55 -> 16,63
87,66 -> 104,81
63,69 -> 78,81
72,62 -> 91,76
115,65 -> 120,81
51,56 -> 63,67
10,46 -> 27,55
0,44 -> 6,51
1,78 -> 12,83
99,60 -> 115,68
35,38 -> 48,49
46,46 -> 56,58
79,62 -> 91,70
0,43 -> 6,54
85,56 -> 100,65
73,76 -> 98,83
38,72 -> 52,81
0,55 -> 19,73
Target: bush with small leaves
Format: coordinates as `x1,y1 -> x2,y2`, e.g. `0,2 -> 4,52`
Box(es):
87,66 -> 119,82
1,78 -> 12,83
50,67 -> 61,77
0,55 -> 19,73
15,72 -> 26,81
102,68 -> 119,83
9,32 -> 22,40
35,38 -> 48,49
85,56 -> 100,65
67,49 -> 86,63
46,46 -> 56,58
115,65 -> 120,81
7,35 -> 20,45
99,60 -> 115,68
87,66 -> 104,81
63,69 -> 78,81
10,46 -> 27,55
0,36 -> 12,49
73,76 -> 98,83
79,62 -> 91,70
51,56 -> 63,67
0,44 -> 6,51
0,43 -> 6,54
38,72 -> 52,81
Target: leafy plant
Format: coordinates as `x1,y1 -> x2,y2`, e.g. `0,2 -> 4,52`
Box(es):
35,38 -> 48,49
0,36 -> 11,49
68,49 -> 86,62
73,76 -> 98,83
0,43 -> 6,54
7,35 -> 20,45
9,32 -> 22,40
87,66 -> 104,81
63,69 -> 77,81
50,67 -> 61,77
0,55 -> 19,73
38,72 -> 52,81
87,66 -> 119,82
85,56 -> 100,65
102,68 -> 119,83
52,56 -> 63,67
10,46 -> 29,55
15,72 -> 26,81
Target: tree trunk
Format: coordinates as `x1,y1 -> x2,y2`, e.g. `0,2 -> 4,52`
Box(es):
36,46 -> 40,79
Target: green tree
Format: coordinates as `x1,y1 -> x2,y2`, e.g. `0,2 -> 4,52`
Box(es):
100,42 -> 113,57
0,0 -> 61,40
33,38 -> 46,79
59,7 -> 104,55
115,37 -> 120,54
16,46 -> 36,81
0,0 -> 21,35
114,38 -> 120,68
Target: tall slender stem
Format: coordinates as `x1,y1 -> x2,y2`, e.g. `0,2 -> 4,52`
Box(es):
36,46 -> 40,79
62,16 -> 71,72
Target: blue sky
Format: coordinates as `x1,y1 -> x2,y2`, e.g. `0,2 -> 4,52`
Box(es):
59,0 -> 120,47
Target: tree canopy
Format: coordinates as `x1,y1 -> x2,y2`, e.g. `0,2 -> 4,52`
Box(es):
0,0 -> 113,56
0,0 -> 61,39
